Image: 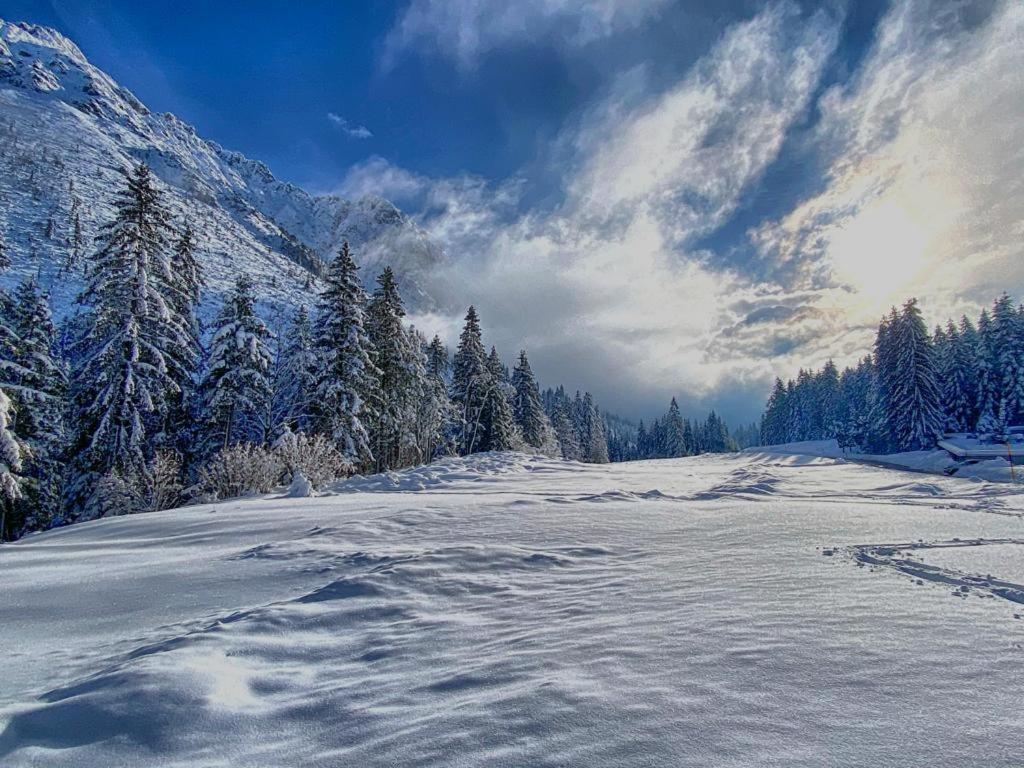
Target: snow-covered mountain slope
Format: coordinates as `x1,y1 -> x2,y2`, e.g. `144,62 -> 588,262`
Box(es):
2,450 -> 1023,766
0,19 -> 443,320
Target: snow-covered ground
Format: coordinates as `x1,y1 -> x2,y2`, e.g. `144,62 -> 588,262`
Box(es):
2,450 -> 1024,766
752,438 -> 1023,482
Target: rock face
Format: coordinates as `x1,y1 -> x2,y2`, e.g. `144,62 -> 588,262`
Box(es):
0,19 -> 444,322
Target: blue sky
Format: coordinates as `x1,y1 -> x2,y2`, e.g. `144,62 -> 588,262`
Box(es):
7,0 -> 1024,423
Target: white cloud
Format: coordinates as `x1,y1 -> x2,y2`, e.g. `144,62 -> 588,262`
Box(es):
327,112 -> 373,139
361,0 -> 1024,421
383,0 -> 670,70
361,3 -> 840,418
753,0 -> 1024,332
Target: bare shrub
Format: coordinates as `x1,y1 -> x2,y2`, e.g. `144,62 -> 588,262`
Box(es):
198,443 -> 283,501
150,450 -> 184,511
272,430 -> 351,489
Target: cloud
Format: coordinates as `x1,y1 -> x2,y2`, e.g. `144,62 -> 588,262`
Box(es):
752,0 -> 1024,327
383,0 -> 671,70
363,3 -> 840,420
361,0 -> 1024,424
326,112 -> 373,139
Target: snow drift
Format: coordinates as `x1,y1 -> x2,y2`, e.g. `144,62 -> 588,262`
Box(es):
2,449 -> 1023,766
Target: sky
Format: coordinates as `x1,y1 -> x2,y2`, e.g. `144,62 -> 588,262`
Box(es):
6,0 -> 1024,425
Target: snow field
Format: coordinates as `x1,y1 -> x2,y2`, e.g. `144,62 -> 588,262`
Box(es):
1,450 -> 1024,766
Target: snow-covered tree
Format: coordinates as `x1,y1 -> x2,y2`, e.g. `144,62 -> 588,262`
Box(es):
481,346 -> 522,451
272,305 -> 317,434
65,164 -> 187,519
512,350 -> 556,454
664,397 -> 687,457
451,306 -> 491,454
199,275 -> 273,456
887,300 -> 942,450
549,387 -> 581,460
991,294 -> 1024,423
366,267 -> 422,470
8,279 -> 66,529
311,243 -> 380,467
0,388 -> 26,541
580,393 -> 609,463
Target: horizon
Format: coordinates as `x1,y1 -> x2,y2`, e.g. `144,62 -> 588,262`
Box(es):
3,0 -> 1023,426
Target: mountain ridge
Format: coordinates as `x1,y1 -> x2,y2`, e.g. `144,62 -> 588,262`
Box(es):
0,18 -> 444,322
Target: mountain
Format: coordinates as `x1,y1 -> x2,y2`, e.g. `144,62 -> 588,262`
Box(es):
0,19 -> 444,324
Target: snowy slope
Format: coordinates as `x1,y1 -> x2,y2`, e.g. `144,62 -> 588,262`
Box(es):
0,19 -> 444,319
2,450 -> 1024,766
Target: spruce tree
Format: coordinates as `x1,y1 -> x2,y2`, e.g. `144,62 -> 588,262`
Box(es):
891,299 -> 942,450
273,305 -> 318,434
312,243 -> 380,467
66,164 -> 186,519
991,294 -> 1024,423
482,346 -> 521,451
511,350 -> 554,452
975,309 -> 998,433
9,279 -> 67,530
664,397 -> 686,457
366,267 -> 418,470
0,387 -> 25,541
199,276 -> 273,455
580,392 -> 609,463
550,388 -> 581,460
451,306 -> 490,454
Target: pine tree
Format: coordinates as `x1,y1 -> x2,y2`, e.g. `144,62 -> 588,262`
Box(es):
273,305 -> 318,434
482,346 -> 521,451
511,350 -> 555,453
161,225 -> 203,454
664,397 -> 686,457
975,309 -> 998,433
199,276 -> 273,455
991,294 -> 1024,423
312,243 -> 380,467
366,267 -> 418,470
0,387 -> 26,541
9,279 -> 67,530
550,388 -> 581,460
939,319 -> 972,432
422,334 -> 455,458
65,164 -> 186,519
891,299 -> 942,450
580,392 -> 609,463
450,306 -> 490,454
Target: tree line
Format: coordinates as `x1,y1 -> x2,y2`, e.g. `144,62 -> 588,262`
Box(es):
0,164 -> 612,541
760,294 -> 1024,453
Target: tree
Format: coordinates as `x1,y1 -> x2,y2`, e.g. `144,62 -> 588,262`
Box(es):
366,267 -> 419,470
580,392 -> 609,463
550,388 -> 581,460
512,350 -> 555,453
890,299 -> 942,450
664,397 -> 686,457
991,294 -> 1024,423
9,279 -> 67,530
273,305 -> 318,434
0,388 -> 25,541
65,164 -> 186,519
450,306 -> 490,454
311,243 -> 380,467
481,346 -> 521,451
199,276 -> 273,456
421,334 -> 455,458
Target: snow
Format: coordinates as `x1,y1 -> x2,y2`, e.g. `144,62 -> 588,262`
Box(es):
2,449 -> 1024,766
750,438 -> 1024,482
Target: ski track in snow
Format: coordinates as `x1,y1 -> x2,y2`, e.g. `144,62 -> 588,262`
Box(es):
2,450 -> 1024,766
